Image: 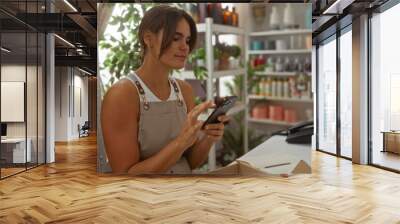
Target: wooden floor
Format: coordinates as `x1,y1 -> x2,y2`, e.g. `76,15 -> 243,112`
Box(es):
1,136 -> 400,223
1,167 -> 26,178
373,150 -> 400,171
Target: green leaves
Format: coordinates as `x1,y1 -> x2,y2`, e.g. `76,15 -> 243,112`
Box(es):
100,3 -> 187,92
219,112 -> 267,166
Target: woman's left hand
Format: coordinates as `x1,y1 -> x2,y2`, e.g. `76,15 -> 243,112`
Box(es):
202,115 -> 230,142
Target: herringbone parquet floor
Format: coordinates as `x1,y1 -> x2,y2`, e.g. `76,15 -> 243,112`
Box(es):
1,135 -> 400,223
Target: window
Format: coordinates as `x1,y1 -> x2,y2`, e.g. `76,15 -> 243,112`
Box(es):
371,2 -> 400,171
317,36 -> 337,154
339,27 -> 352,158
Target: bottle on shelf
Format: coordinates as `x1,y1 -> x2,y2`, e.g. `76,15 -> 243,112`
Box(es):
223,6 -> 232,25
283,78 -> 289,98
270,6 -> 280,30
298,58 -> 305,73
260,78 -> 265,96
307,76 -> 312,99
283,3 -> 296,29
212,3 -> 223,24
266,77 -> 271,96
232,6 -> 239,27
289,77 -> 298,98
198,3 -> 207,23
255,55 -> 265,70
276,78 -> 283,98
265,57 -> 274,73
190,4 -> 199,23
304,57 -> 311,73
271,78 -> 277,97
284,56 -> 291,72
275,57 -> 284,72
293,57 -> 300,72
207,3 -> 213,18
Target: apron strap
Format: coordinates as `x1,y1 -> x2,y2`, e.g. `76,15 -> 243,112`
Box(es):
127,74 -> 150,110
169,78 -> 184,107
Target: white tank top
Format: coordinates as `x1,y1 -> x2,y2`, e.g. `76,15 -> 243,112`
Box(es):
130,72 -> 182,102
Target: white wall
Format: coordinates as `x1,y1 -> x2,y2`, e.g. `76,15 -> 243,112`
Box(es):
1,65 -> 35,138
1,63 -> 46,164
55,67 -> 89,141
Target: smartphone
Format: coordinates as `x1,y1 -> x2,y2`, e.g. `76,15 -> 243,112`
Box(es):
202,96 -> 238,129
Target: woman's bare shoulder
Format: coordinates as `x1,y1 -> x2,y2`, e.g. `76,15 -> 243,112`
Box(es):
103,78 -> 139,104
102,78 -> 140,117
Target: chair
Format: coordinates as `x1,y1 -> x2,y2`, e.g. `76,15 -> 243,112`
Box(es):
79,121 -> 90,138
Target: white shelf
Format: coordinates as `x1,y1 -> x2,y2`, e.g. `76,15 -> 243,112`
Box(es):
213,68 -> 245,78
254,71 -> 312,77
248,95 -> 313,103
177,68 -> 245,79
174,70 -> 195,79
250,29 -> 311,37
248,118 -> 295,126
248,49 -> 312,55
197,23 -> 245,35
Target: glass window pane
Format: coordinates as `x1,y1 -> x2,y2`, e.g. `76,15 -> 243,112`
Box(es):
38,32 -> 45,165
318,36 -> 337,154
371,4 -> 400,171
1,31 -> 27,177
27,31 -> 38,169
340,28 -> 352,158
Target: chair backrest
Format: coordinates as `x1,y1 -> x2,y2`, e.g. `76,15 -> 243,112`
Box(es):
82,121 -> 90,129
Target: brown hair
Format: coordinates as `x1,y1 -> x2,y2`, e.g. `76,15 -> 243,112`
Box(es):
138,5 -> 197,62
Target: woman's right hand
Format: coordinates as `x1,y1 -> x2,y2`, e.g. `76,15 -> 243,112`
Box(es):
176,100 -> 215,150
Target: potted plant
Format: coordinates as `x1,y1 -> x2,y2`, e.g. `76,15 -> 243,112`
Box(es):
229,45 -> 241,69
213,47 -> 221,70
218,112 -> 266,166
187,47 -> 222,80
216,43 -> 231,70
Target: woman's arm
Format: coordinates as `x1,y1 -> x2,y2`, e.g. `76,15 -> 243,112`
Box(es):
177,80 -> 229,170
101,80 -> 209,174
101,80 -> 185,174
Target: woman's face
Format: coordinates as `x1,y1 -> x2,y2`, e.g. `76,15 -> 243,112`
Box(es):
148,18 -> 192,69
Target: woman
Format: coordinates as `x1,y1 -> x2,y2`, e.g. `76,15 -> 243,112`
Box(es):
101,5 -> 229,175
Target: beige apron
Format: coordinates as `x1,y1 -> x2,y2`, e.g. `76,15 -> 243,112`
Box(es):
126,74 -> 192,174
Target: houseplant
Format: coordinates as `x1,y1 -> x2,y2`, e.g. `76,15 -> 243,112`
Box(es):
229,45 -> 241,69
218,112 -> 266,166
216,61 -> 266,166
99,3 -> 193,92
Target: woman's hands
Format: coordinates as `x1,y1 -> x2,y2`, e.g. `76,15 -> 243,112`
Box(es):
203,115 -> 230,142
176,100 -> 215,150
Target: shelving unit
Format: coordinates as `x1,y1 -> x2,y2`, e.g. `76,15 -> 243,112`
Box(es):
248,95 -> 313,103
248,49 -> 312,55
250,29 -> 311,37
178,68 -> 245,80
248,118 -> 295,126
254,71 -> 311,77
247,25 -> 312,130
176,18 -> 248,171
